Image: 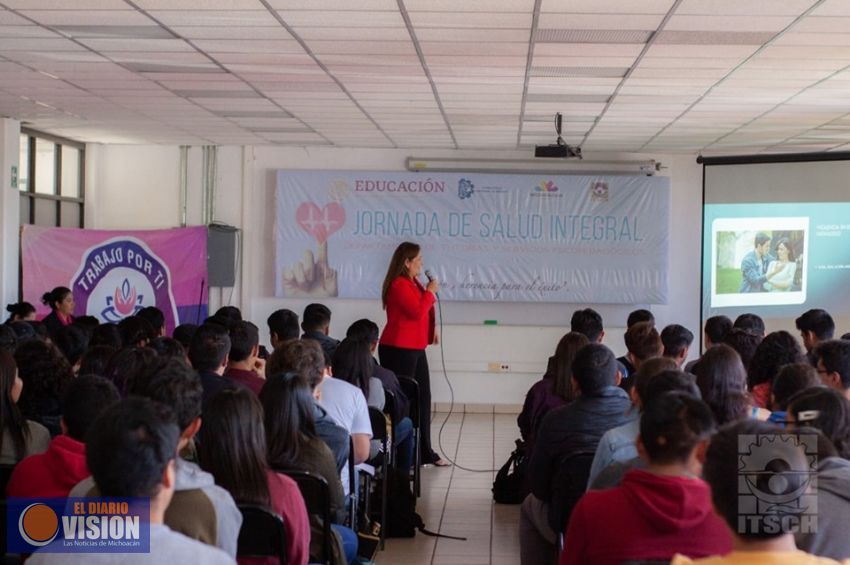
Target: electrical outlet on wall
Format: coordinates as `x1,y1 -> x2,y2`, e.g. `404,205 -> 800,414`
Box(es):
488,362 -> 510,372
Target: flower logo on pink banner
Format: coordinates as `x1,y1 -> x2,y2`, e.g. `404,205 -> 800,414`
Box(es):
71,238 -> 179,328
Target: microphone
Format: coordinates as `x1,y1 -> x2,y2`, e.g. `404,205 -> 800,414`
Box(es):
424,269 -> 434,282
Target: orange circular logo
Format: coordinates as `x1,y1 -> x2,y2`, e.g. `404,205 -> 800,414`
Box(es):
19,503 -> 59,547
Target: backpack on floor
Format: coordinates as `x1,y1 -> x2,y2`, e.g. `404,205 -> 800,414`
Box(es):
382,468 -> 466,540
384,467 -> 424,537
492,439 -> 528,504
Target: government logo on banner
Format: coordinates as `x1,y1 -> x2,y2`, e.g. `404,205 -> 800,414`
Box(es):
71,238 -> 179,330
21,226 -> 208,334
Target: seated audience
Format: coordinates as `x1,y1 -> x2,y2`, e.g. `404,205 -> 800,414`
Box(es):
787,386 -> 850,459
89,322 -> 122,349
692,344 -> 767,425
260,372 -> 353,565
345,318 -> 410,424
519,332 -> 589,457
520,344 -> 634,565
14,340 -> 74,436
199,388 -> 310,565
769,363 -> 819,424
733,312 -> 765,338
562,392 -> 730,565
661,324 -> 694,368
150,336 -> 186,360
588,369 -> 701,490
797,308 -> 835,365
672,420 -> 841,565
621,321 -> 663,381
748,331 -> 806,409
104,346 -> 157,397
301,303 -> 340,360
792,427 -> 850,560
214,305 -> 243,324
172,323 -> 199,351
685,315 -> 733,373
0,325 -> 15,353
813,339 -> 850,400
570,308 -> 604,343
333,338 -> 384,410
7,375 -> 119,497
267,340 -> 350,473
189,323 -> 243,410
346,319 -> 415,473
616,309 -> 655,378
8,321 -> 36,343
0,350 -> 49,465
5,301 -> 36,323
320,342 -> 373,493
40,286 -> 75,338
137,306 -> 166,338
74,357 -> 242,557
587,356 -> 677,487
72,315 -> 99,335
78,345 -> 117,378
267,309 -> 299,351
722,326 -> 762,373
53,324 -> 90,373
118,315 -> 154,348
28,398 -> 232,564
224,321 -> 266,395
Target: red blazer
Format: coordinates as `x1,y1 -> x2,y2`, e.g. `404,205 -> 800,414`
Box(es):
380,276 -> 436,350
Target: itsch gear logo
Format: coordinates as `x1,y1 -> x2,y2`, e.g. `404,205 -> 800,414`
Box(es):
737,433 -> 818,535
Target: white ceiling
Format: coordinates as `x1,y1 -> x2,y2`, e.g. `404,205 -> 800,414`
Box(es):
2,0 -> 850,154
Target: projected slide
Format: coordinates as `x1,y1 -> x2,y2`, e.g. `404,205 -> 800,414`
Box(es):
703,203 -> 850,319
710,217 -> 808,308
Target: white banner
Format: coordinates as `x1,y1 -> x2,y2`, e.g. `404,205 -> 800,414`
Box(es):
275,170 -> 670,304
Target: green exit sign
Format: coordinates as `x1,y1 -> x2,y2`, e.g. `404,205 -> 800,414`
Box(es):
10,165 -> 17,189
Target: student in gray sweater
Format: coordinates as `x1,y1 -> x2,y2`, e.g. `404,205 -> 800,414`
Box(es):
29,398 -> 232,564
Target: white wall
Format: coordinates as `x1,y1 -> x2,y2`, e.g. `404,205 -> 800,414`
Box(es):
87,144 -> 704,406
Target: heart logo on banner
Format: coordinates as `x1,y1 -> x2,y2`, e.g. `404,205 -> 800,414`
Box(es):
296,202 -> 346,244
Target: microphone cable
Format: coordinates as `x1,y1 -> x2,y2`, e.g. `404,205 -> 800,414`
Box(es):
432,291 -> 500,473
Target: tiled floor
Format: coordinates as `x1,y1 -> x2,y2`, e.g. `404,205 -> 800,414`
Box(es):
376,412 -> 521,565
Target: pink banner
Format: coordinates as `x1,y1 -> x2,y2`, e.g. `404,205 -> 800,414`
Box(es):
21,226 -> 208,334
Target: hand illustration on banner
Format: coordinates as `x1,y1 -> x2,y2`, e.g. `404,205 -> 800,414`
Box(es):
283,201 -> 345,297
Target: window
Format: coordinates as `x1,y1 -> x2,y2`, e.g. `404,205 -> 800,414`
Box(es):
19,129 -> 85,228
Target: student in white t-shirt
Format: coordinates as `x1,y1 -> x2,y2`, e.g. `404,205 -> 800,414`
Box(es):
318,349 -> 373,495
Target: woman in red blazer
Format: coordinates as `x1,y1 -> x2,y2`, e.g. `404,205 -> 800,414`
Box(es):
378,242 -> 447,466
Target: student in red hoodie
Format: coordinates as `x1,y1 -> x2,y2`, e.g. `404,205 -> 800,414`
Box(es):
6,375 -> 119,497
560,391 -> 732,565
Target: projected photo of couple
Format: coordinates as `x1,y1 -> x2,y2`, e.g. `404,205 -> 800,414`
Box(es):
710,217 -> 808,308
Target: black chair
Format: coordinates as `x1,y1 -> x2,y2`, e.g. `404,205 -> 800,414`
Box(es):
397,375 -> 421,497
0,464 -> 16,497
346,437 -> 358,530
236,504 -> 288,564
279,470 -> 333,565
365,407 -> 390,550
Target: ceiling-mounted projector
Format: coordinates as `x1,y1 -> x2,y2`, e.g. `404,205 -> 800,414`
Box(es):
535,113 -> 582,159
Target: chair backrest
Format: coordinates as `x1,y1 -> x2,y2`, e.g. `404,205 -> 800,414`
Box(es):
280,470 -> 333,565
0,463 -> 16,497
397,376 -> 420,427
548,450 -> 596,535
383,389 -> 398,423
368,407 -> 388,442
237,504 -> 288,564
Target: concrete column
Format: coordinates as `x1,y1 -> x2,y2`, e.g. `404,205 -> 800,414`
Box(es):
0,118 -> 21,308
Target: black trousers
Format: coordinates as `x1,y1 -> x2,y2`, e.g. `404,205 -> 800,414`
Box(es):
378,344 -> 437,462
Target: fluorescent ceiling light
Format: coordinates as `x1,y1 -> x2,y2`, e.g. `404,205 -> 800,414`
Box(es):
406,156 -> 661,175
